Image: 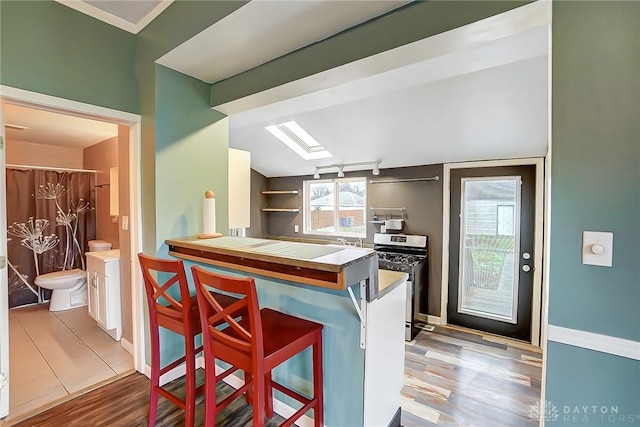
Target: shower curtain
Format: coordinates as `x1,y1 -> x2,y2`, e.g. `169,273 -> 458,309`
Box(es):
6,169 -> 96,308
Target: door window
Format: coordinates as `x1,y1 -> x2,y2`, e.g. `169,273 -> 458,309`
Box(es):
458,177 -> 521,323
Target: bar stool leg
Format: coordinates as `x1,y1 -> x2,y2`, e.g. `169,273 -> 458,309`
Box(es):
203,354 -> 216,427
253,369 -> 266,427
184,334 -> 197,426
148,328 -> 160,427
313,333 -> 324,427
265,371 -> 274,418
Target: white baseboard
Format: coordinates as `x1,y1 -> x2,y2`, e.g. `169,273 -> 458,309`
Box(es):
427,315 -> 442,325
143,356 -> 205,386
120,338 -> 134,355
547,325 -> 640,361
142,359 -> 316,426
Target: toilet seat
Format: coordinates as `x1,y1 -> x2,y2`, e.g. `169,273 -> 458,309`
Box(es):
35,269 -> 85,288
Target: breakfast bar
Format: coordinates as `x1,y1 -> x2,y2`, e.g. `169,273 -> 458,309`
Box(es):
166,236 -> 407,426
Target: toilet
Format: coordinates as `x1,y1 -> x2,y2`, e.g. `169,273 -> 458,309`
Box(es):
35,240 -> 112,311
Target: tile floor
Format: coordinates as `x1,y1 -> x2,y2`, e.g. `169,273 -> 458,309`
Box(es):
6,304 -> 133,424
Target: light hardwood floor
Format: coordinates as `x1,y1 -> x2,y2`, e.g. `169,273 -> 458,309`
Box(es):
9,324 -> 541,426
401,325 -> 542,426
6,305 -> 133,425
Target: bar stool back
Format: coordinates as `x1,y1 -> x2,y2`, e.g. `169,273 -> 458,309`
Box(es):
138,253 -> 202,426
192,266 -> 324,427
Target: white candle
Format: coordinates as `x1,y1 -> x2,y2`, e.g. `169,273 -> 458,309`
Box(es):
203,190 -> 216,235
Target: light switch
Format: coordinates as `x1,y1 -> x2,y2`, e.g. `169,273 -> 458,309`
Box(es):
582,231 -> 613,267
122,216 -> 129,231
294,225 -> 299,233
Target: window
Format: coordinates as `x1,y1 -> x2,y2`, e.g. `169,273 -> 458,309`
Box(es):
303,177 -> 367,238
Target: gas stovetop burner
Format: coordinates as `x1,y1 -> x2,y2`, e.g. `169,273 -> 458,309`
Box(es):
376,251 -> 426,267
378,252 -> 424,264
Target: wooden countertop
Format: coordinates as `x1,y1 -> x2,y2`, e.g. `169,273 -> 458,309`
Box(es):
166,236 -> 377,291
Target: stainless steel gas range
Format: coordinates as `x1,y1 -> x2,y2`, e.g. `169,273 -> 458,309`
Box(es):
374,233 -> 428,341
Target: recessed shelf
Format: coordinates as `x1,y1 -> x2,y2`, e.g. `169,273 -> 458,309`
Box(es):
262,208 -> 300,213
262,190 -> 300,195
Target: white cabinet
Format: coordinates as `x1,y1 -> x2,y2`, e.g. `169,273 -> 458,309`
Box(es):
86,249 -> 121,341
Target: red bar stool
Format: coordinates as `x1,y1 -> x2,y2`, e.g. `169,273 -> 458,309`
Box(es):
138,254 -> 238,426
191,265 -> 324,427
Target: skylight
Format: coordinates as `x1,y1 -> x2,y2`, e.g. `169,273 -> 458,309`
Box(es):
265,121 -> 332,160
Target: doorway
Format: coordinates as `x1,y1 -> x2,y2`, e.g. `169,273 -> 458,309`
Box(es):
441,158 -> 544,346
448,165 -> 536,341
0,85 -> 144,423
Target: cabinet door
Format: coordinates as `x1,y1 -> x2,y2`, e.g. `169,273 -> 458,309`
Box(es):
87,271 -> 98,321
95,271 -> 108,329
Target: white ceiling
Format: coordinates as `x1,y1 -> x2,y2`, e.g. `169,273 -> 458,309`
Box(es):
3,103 -> 118,149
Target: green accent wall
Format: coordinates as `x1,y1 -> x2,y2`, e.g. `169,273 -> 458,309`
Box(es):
154,64 -> 229,249
547,1 -> 640,421
546,342 -> 640,424
0,0 -> 138,113
549,1 -> 640,341
134,0 -> 247,253
211,0 -> 531,106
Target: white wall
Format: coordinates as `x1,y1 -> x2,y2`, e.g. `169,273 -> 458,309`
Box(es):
6,139 -> 83,169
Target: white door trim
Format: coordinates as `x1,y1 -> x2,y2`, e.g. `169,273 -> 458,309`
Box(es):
0,85 -> 145,375
441,157 -> 545,346
0,102 -> 9,418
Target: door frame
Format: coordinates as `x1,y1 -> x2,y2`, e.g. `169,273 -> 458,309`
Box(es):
441,157 -> 544,346
0,86 -> 146,377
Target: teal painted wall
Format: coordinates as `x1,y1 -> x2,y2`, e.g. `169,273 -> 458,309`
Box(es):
547,1 -> 640,422
545,342 -> 640,424
151,64 -> 229,365
549,1 -> 640,341
0,0 -> 138,113
134,0 -> 247,252
154,64 -> 229,249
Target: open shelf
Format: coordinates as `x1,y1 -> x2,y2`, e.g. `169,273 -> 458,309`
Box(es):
262,208 -> 300,213
262,190 -> 300,195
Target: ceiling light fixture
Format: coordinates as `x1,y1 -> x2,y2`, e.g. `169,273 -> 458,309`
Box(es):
265,120 -> 332,160
313,161 -> 381,179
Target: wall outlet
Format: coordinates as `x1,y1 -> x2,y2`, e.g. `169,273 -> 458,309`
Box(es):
122,215 -> 129,231
294,224 -> 299,233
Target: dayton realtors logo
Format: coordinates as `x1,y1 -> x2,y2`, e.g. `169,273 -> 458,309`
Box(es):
530,401 -> 640,424
529,400 -> 560,422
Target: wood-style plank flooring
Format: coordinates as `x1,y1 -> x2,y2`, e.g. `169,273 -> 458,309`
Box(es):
10,369 -> 284,427
10,325 -> 542,427
401,325 -> 542,426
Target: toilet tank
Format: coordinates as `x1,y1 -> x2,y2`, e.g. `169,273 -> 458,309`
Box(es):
88,240 -> 112,251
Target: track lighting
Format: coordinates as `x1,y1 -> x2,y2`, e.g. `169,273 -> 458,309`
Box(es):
313,161 -> 381,179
